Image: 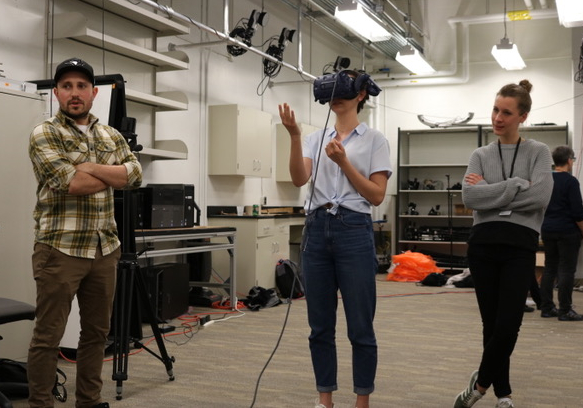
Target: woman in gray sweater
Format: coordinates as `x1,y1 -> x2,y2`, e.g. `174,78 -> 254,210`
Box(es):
454,80 -> 553,408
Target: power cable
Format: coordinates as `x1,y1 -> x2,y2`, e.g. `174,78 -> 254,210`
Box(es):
248,67 -> 342,407
576,36 -> 583,84
248,277 -> 297,408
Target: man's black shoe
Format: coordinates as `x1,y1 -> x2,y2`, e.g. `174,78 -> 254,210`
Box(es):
92,403 -> 109,408
524,305 -> 535,313
558,309 -> 583,321
540,307 -> 558,318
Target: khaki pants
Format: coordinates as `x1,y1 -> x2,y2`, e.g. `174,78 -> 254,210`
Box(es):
28,243 -> 120,408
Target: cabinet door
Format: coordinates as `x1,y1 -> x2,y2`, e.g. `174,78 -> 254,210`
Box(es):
241,107 -> 272,177
208,104 -> 272,177
255,236 -> 277,289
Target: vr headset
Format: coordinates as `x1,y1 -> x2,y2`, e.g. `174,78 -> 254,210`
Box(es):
313,70 -> 381,105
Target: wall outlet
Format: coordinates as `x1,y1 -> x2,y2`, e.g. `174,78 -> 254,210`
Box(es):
263,196 -> 267,205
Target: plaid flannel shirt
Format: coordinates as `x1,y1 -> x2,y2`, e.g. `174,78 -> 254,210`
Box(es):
29,110 -> 142,259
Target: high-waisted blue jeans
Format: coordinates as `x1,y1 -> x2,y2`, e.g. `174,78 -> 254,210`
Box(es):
301,207 -> 377,395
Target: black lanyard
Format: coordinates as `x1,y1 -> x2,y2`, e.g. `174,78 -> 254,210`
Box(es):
498,137 -> 521,180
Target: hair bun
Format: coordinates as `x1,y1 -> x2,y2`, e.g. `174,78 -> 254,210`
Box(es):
518,79 -> 532,93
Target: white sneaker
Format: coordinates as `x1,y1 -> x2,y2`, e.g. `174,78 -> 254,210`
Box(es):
453,370 -> 483,408
314,398 -> 333,408
496,397 -> 514,408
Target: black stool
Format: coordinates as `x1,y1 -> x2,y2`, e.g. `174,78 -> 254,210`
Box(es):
0,298 -> 35,408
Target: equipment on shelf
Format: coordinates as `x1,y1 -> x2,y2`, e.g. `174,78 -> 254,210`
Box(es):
407,202 -> 419,215
428,205 -> 441,215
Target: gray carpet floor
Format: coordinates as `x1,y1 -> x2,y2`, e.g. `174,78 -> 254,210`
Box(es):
10,276 -> 583,407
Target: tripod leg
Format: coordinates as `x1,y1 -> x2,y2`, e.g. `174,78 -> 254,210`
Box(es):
134,263 -> 175,380
111,260 -> 135,400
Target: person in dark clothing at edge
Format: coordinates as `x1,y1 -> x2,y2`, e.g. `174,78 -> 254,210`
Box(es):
539,145 -> 583,321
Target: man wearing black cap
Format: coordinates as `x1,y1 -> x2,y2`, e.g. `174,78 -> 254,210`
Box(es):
27,57 -> 142,408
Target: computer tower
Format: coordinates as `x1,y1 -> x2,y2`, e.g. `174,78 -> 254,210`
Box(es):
184,184 -> 196,227
142,263 -> 189,322
135,187 -> 152,230
187,249 -> 221,306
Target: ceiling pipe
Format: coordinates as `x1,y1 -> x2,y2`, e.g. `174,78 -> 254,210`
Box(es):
137,0 -> 317,80
378,6 -> 558,87
299,0 -> 396,60
223,0 -> 229,36
447,8 -> 557,25
385,0 -> 424,38
296,0 -> 304,74
378,20 -> 469,87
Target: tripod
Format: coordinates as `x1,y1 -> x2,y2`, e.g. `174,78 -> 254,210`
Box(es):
111,125 -> 175,400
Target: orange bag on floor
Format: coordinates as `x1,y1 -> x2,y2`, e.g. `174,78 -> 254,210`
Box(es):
387,251 -> 444,282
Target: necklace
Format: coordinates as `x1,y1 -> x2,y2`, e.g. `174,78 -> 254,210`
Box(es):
497,137 -> 521,180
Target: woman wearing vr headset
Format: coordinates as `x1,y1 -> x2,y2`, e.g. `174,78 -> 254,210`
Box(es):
278,70 -> 391,408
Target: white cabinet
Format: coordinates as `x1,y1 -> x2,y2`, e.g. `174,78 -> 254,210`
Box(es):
208,105 -> 272,177
208,217 -> 304,294
275,123 -> 320,182
0,88 -> 44,359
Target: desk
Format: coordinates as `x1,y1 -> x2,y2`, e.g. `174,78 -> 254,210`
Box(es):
135,226 -> 237,310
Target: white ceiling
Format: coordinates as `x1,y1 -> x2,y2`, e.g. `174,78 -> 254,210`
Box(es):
300,0 -> 566,75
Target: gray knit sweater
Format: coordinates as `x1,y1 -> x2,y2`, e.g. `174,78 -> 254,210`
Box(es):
462,138 -> 553,233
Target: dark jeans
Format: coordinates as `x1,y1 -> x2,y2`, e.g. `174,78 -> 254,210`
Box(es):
541,231 -> 582,314
301,207 -> 377,395
468,243 -> 534,398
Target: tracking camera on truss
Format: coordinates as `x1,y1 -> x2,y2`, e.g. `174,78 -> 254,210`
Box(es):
227,9 -> 268,57
333,56 -> 351,72
321,55 -> 351,75
263,27 -> 296,78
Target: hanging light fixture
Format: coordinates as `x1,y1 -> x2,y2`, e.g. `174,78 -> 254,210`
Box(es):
396,45 -> 435,74
334,0 -> 392,42
395,0 -> 435,75
491,0 -> 526,70
556,0 -> 583,27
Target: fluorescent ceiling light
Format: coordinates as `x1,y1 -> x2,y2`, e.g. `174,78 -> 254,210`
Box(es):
334,0 -> 392,42
395,45 -> 435,75
556,0 -> 583,27
491,37 -> 526,70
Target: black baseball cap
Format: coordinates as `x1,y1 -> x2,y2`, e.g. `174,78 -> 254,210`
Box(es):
54,58 -> 95,85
